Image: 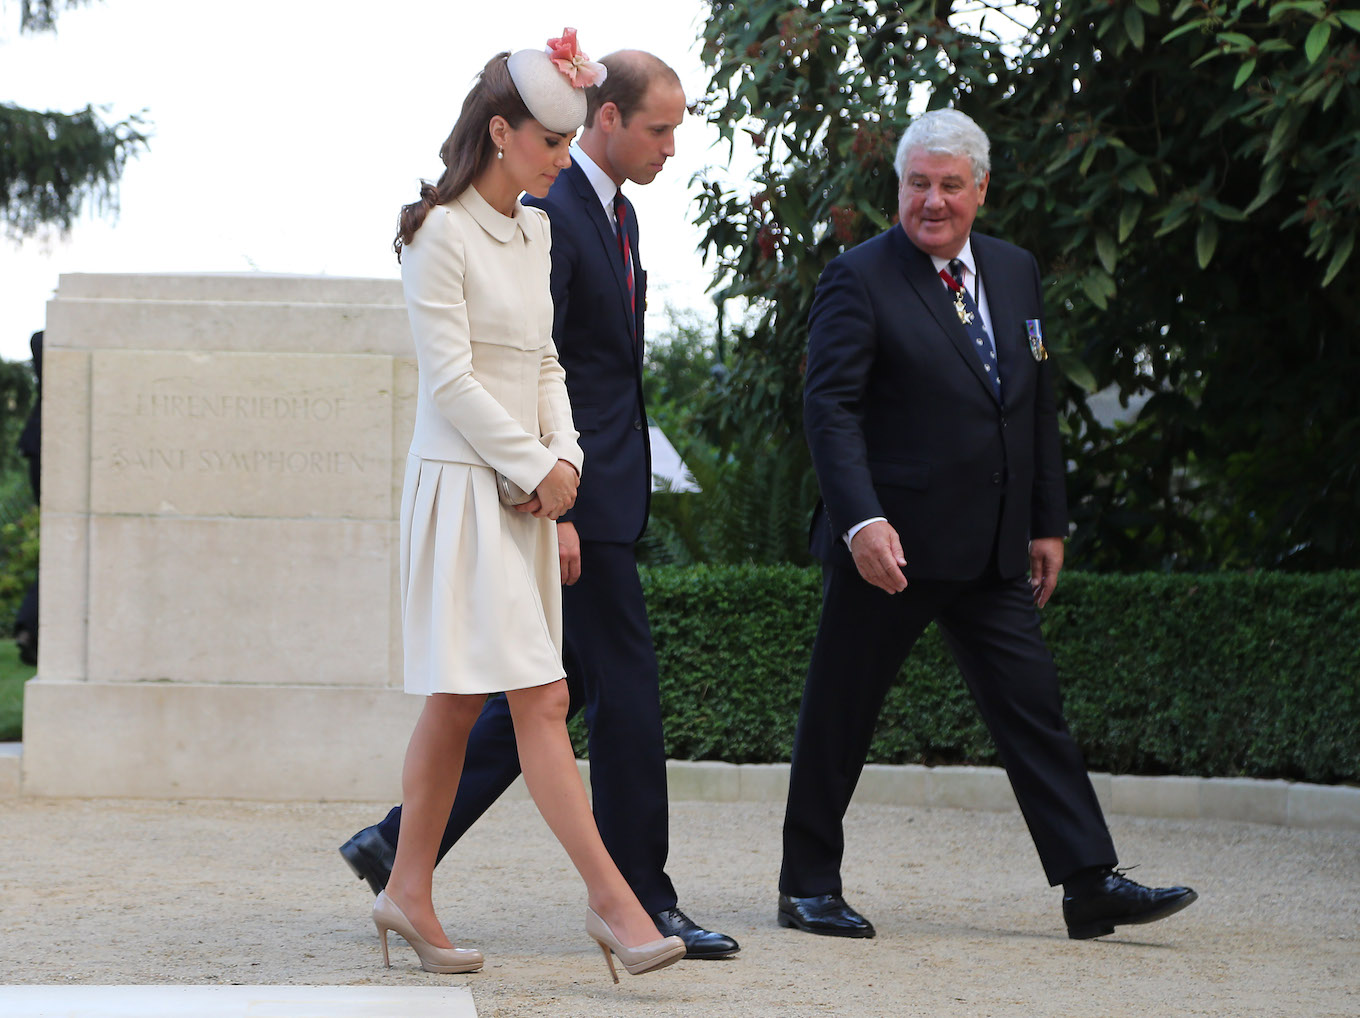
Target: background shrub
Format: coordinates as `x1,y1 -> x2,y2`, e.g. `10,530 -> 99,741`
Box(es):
632,566 -> 1360,784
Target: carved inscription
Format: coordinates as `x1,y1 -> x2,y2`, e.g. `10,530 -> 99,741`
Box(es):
109,448 -> 367,475
134,394 -> 351,421
90,351 -> 392,518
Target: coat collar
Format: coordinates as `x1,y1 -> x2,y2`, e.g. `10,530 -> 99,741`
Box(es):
454,184 -> 530,244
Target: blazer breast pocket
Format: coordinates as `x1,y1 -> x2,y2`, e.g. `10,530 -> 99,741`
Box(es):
869,458 -> 929,490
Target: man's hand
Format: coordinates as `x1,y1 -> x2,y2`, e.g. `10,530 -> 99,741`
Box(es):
1028,536 -> 1064,608
557,520 -> 581,586
850,520 -> 908,594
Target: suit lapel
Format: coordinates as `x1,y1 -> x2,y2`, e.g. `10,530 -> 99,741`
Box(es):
564,162 -> 635,341
890,229 -> 999,404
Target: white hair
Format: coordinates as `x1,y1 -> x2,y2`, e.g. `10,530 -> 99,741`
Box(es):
894,108 -> 991,185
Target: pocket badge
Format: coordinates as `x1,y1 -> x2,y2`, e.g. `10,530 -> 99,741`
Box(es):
1025,319 -> 1048,361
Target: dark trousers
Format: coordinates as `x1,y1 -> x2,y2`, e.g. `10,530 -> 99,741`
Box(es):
378,539 -> 678,914
779,561 -> 1117,896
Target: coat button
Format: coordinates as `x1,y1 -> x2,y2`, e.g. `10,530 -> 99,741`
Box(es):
632,419 -> 643,430
991,472 -> 1002,485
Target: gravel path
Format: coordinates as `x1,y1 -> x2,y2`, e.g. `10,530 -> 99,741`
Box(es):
1,797 -> 1356,1017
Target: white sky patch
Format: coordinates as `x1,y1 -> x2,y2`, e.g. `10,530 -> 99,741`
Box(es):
0,0 -> 758,360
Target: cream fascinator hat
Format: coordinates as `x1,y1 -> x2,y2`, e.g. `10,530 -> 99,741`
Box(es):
507,28 -> 608,134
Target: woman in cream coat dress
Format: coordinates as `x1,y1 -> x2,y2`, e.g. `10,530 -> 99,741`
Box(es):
374,41 -> 684,982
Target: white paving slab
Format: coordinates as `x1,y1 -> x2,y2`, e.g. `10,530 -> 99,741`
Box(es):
0,985 -> 476,1018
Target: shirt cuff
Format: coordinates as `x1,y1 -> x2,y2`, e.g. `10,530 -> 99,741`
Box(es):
844,517 -> 886,551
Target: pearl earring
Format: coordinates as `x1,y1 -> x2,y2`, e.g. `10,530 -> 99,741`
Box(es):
497,148 -> 503,160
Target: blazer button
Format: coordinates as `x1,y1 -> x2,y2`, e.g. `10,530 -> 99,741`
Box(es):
632,419 -> 643,430
991,472 -> 1002,485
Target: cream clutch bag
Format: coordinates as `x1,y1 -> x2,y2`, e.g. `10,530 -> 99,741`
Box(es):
496,472 -> 534,507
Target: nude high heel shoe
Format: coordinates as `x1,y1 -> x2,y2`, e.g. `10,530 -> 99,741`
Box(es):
585,907 -> 686,983
373,890 -> 484,974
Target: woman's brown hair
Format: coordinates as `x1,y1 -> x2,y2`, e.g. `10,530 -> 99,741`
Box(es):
394,52 -> 533,260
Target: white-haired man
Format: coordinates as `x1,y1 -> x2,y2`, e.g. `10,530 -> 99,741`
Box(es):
778,108 -> 1197,940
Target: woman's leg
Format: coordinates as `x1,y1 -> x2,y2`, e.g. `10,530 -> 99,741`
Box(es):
384,691 -> 485,948
506,679 -> 661,946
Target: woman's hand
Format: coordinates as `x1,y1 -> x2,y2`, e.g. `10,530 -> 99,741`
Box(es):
527,459 -> 578,520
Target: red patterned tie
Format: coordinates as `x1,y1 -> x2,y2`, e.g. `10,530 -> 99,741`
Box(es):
613,190 -> 636,318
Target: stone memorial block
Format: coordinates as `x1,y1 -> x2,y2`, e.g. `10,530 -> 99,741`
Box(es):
22,274 -> 426,799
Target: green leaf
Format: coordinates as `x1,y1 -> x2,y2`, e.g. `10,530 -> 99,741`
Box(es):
1321,231 -> 1355,287
1304,21 -> 1331,64
1080,274 -> 1109,310
1201,199 -> 1247,222
1096,231 -> 1118,273
1125,163 -> 1158,195
856,200 -> 889,229
1134,0 -> 1159,15
1123,6 -> 1145,48
1161,19 -> 1208,44
1244,163 -> 1284,215
1264,112 -> 1296,164
1338,11 -> 1360,33
1233,57 -> 1257,90
1269,1 -> 1326,21
1061,357 -> 1100,393
1079,142 -> 1100,176
1216,32 -> 1257,50
1118,200 -> 1142,242
1196,218 -> 1219,269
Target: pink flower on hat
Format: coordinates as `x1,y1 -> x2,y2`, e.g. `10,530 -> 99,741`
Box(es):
546,27 -> 607,88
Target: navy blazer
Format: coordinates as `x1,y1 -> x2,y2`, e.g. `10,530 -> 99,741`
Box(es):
524,162 -> 651,544
804,226 -> 1067,581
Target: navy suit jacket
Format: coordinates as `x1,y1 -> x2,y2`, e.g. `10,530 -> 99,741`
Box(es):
524,162 -> 651,544
804,226 -> 1067,580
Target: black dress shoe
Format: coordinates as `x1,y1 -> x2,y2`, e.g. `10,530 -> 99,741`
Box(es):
777,893 -> 876,938
651,907 -> 741,959
339,824 -> 395,896
1063,868 -> 1198,940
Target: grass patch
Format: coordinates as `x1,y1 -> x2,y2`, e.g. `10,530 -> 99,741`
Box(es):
0,638 -> 35,741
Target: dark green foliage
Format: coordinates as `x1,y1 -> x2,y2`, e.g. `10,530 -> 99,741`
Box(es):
647,564 -> 818,760
0,506 -> 38,633
0,635 -> 37,741
0,103 -> 148,240
0,358 -> 36,482
3,1 -> 149,239
696,0 -> 1360,571
638,566 -> 1360,783
639,309 -> 819,567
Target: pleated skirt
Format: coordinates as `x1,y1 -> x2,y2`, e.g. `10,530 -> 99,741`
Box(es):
399,454 -> 564,695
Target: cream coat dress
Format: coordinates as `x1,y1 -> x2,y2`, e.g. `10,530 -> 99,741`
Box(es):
398,186 -> 584,695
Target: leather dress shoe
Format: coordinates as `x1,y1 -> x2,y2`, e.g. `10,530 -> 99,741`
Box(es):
651,907 -> 740,959
1063,868 -> 1198,940
340,824 -> 395,896
777,893 -> 876,938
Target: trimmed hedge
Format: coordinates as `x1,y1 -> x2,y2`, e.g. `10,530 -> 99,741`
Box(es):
640,566 -> 1360,785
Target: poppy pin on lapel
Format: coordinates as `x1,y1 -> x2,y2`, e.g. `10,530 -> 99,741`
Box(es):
1025,319 -> 1048,361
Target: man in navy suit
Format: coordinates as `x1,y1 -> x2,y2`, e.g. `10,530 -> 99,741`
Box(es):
777,108 -> 1196,941
342,51 -> 738,959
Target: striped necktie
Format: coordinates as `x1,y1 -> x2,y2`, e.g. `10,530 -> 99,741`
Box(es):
942,258 -> 1000,400
613,190 -> 636,318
